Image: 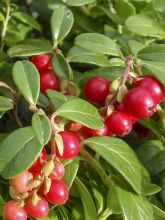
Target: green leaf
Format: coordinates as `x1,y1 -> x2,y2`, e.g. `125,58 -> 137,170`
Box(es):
63,160 -> 79,189
153,0 -> 165,12
64,0 -> 95,6
75,177 -> 97,220
152,205 -> 165,219
32,113 -> 51,145
115,1 -> 136,22
0,96 -> 13,112
8,39 -> 53,57
128,40 -> 145,56
75,33 -> 120,56
67,46 -> 110,67
46,90 -> 67,109
143,183 -> 161,196
107,185 -> 121,214
12,11 -> 42,31
58,206 -> 70,220
141,60 -> 165,86
125,15 -> 165,39
51,5 -> 74,45
84,137 -> 143,194
0,127 -> 43,178
138,44 -> 165,62
52,53 -> 72,80
71,204 -> 85,220
116,185 -> 154,220
12,60 -> 40,105
55,98 -> 103,129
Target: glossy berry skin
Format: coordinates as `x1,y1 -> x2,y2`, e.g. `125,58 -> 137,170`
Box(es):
30,54 -> 51,70
115,102 -> 137,124
123,88 -> 157,119
10,171 -> 32,193
25,197 -> 49,219
106,111 -> 132,136
83,123 -> 109,137
83,76 -> 110,105
56,131 -> 80,159
134,76 -> 164,104
28,148 -> 47,176
3,200 -> 28,220
50,160 -> 65,180
45,179 -> 69,205
40,70 -> 60,93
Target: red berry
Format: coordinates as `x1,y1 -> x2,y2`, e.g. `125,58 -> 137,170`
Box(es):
123,88 -> 157,119
56,131 -> 80,159
106,111 -> 132,136
50,160 -> 65,180
3,200 -> 28,220
28,148 -> 47,175
30,54 -> 51,70
134,76 -> 164,104
25,197 -> 49,219
40,69 -> 60,93
83,77 -> 110,105
9,171 -> 32,193
83,123 -> 109,137
45,179 -> 69,205
115,102 -> 137,124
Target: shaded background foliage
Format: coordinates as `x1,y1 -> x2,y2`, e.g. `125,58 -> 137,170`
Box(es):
0,0 -> 165,219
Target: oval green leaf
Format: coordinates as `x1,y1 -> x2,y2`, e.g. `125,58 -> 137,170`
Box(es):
12,60 -> 40,105
63,160 -> 79,188
116,185 -> 154,220
32,113 -> 52,145
8,39 -> 53,57
0,127 -> 43,178
75,33 -> 120,56
125,15 -> 165,39
0,96 -> 13,112
84,137 -> 143,194
64,0 -> 95,6
55,98 -> 103,129
75,177 -> 97,220
51,5 -> 74,46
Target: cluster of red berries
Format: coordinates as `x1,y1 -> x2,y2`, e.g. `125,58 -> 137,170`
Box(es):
3,133 -> 80,220
30,53 -> 60,93
3,53 -> 164,219
83,75 -> 164,136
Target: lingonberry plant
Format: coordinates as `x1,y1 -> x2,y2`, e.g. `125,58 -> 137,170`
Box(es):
0,0 -> 165,220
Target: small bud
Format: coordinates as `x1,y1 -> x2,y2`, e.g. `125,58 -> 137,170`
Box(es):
32,191 -> 40,206
110,78 -> 120,93
117,85 -> 127,103
42,160 -> 54,177
44,177 -> 52,194
9,186 -> 21,200
107,105 -> 114,116
55,133 -> 64,156
27,179 -> 41,190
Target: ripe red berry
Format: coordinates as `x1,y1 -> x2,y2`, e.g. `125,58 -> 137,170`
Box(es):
50,160 -> 65,180
40,69 -> 60,93
3,200 -> 28,220
123,88 -> 157,119
83,76 -> 110,105
74,130 -> 89,141
133,76 -> 164,104
25,197 -> 49,219
115,102 -> 137,124
30,54 -> 51,70
106,111 -> 133,136
56,131 -> 80,159
45,179 -> 69,205
83,123 -> 109,137
9,171 -> 32,193
28,148 -> 47,176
